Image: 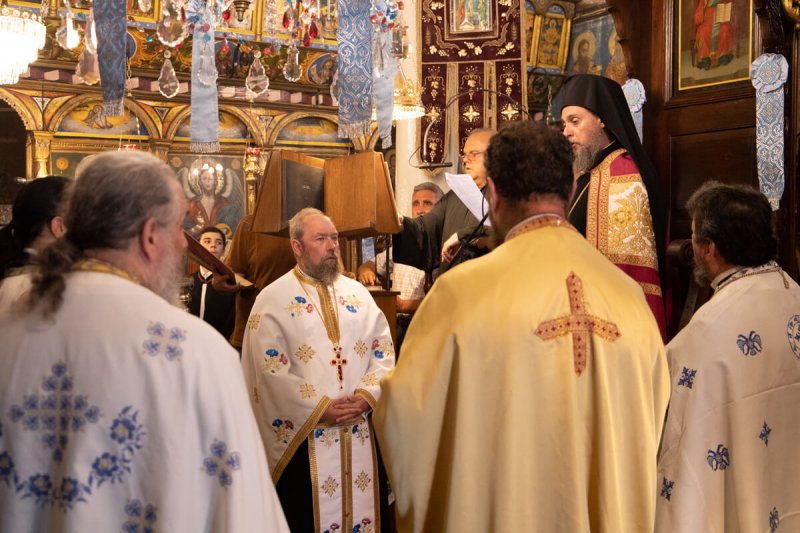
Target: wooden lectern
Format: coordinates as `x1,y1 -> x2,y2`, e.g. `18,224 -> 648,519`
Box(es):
251,150 -> 402,238
251,149 -> 402,343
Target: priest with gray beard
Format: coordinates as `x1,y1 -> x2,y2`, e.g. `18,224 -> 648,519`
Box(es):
0,151 -> 288,532
242,208 -> 394,533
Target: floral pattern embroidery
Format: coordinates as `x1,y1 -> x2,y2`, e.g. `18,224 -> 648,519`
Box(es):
759,421 -> 772,446
678,367 -> 697,389
261,348 -> 289,374
354,471 -> 371,492
88,407 -> 145,488
322,474 -> 339,497
354,340 -> 368,358
787,315 -> 800,359
706,444 -> 730,471
770,507 -> 779,532
607,183 -> 657,262
352,422 -> 370,446
203,440 -> 241,488
660,477 -> 674,501
360,373 -> 380,387
246,314 -> 261,330
272,419 -> 295,444
2,400 -> 145,511
122,499 -> 158,533
323,523 -> 341,533
287,296 -> 313,317
353,518 -> 374,533
338,294 -> 361,313
9,361 -> 101,462
737,331 -> 763,356
299,383 -> 317,399
294,344 -> 316,363
314,428 -> 340,449
142,322 -> 187,361
371,339 -> 394,360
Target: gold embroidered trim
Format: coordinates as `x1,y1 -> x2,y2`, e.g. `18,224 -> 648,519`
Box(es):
341,427 -> 353,532
354,340 -> 368,358
73,258 -> 140,284
308,435 -> 321,533
294,266 -> 341,344
639,281 -> 662,297
354,388 -> 378,411
354,470 -> 371,492
272,396 -> 331,483
505,214 -> 573,242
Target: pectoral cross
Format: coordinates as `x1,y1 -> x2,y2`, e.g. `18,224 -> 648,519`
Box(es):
535,272 -> 621,376
330,343 -> 347,388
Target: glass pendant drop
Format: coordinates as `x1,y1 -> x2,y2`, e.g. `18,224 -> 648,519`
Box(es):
282,41 -> 303,82
158,51 -> 180,97
75,47 -> 101,85
196,40 -> 219,86
84,8 -> 98,54
157,0 -> 189,47
329,70 -> 339,104
245,51 -> 269,98
56,0 -> 80,49
138,0 -> 153,13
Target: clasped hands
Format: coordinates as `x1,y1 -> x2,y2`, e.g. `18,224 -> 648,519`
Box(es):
321,395 -> 370,425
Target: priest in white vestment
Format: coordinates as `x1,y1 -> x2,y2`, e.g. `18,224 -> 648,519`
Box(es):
656,182 -> 800,532
374,122 -> 670,532
0,151 -> 289,533
243,208 -> 395,532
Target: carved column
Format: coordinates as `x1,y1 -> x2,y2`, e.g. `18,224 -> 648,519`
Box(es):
243,146 -> 262,215
28,131 -> 53,179
149,139 -> 172,162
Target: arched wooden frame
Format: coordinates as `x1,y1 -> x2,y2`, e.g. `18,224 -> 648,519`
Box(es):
267,111 -> 356,154
0,88 -> 43,130
163,104 -> 264,145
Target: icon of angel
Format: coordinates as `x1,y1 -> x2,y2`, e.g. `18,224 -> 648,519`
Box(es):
177,158 -> 244,240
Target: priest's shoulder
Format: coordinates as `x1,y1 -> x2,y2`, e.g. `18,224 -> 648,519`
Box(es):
607,149 -> 640,176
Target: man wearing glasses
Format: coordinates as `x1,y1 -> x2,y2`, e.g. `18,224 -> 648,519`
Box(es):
392,129 -> 494,280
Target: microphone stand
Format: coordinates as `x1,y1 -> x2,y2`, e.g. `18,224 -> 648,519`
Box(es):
440,210 -> 489,274
412,87 -> 531,170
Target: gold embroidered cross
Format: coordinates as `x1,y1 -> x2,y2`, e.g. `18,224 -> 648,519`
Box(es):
535,272 -> 621,376
330,343 -> 347,388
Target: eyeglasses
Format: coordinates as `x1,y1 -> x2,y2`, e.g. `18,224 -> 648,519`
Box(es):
460,150 -> 485,162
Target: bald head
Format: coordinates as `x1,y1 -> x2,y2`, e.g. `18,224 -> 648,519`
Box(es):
461,129 -> 494,189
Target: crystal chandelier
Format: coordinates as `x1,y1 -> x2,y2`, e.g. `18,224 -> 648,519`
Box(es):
0,2 -> 46,85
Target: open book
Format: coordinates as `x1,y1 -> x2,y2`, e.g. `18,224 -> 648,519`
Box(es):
184,230 -> 253,288
715,2 -> 732,23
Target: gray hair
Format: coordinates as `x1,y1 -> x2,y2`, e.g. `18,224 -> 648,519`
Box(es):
30,151 -> 178,317
413,181 -> 444,201
288,207 -> 326,242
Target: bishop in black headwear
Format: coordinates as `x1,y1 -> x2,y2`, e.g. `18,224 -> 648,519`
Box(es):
559,73 -> 667,338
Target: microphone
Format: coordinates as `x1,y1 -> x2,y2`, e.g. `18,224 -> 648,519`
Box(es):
417,162 -> 453,170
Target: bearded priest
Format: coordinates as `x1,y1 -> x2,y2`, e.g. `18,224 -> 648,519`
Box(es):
243,208 -> 395,533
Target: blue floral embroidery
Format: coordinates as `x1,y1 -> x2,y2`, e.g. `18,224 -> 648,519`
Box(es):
338,295 -> 361,314
122,499 -> 158,533
371,339 -> 393,360
0,451 -> 18,488
17,473 -> 90,509
678,367 -> 697,389
736,331 -> 762,356
9,361 -> 101,462
787,315 -> 800,359
759,421 -> 772,446
323,523 -> 341,533
203,440 -> 241,487
352,517 -> 373,532
660,477 -> 674,501
88,406 -> 145,488
769,507 -> 779,532
706,444 -> 730,471
142,322 -> 187,361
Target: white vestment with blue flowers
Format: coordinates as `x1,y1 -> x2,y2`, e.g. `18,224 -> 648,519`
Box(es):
242,267 -> 394,533
0,270 -> 289,533
656,262 -> 800,533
